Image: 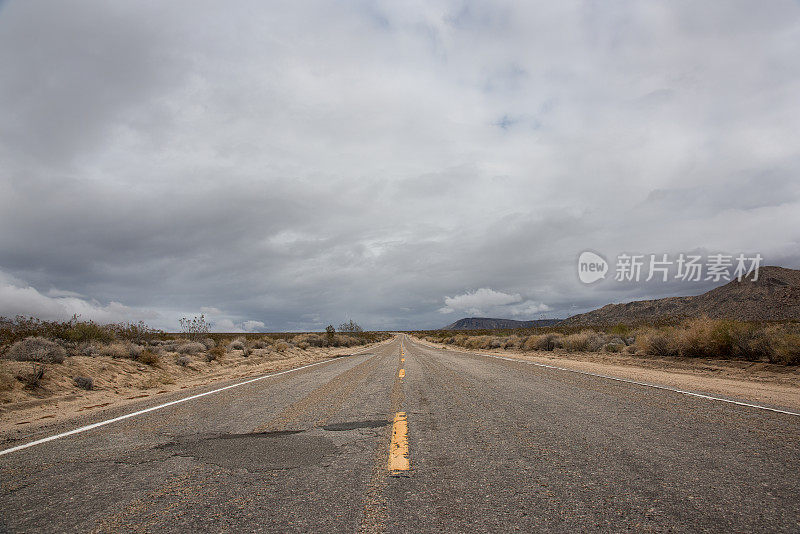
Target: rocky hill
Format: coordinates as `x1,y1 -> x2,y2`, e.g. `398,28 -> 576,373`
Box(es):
442,317 -> 562,330
564,266 -> 800,325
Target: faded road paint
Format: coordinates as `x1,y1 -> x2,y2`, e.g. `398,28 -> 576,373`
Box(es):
388,411 -> 410,471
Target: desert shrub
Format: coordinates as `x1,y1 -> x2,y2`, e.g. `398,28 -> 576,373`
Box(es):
176,355 -> 191,367
299,334 -> 324,347
179,314 -> 211,340
137,349 -> 160,366
60,321 -> 114,343
5,337 -> 66,364
207,345 -> 225,362
297,341 -> 310,350
522,335 -> 540,351
464,336 -> 494,350
16,364 -> 45,389
610,324 -> 632,338
769,332 -> 800,365
229,338 -> 246,350
73,376 -> 94,390
561,331 -> 603,352
177,342 -> 205,354
603,343 -> 624,353
274,341 -> 290,352
252,337 -> 274,349
637,330 -> 678,356
201,337 -> 216,349
502,335 -> 521,349
535,333 -> 563,351
99,342 -> 129,359
489,338 -> 504,349
673,319 -> 753,359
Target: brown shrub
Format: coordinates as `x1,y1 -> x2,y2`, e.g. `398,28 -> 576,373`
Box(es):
5,337 -> 66,364
73,376 -> 94,390
274,341 -> 290,352
229,338 -> 246,350
769,332 -> 800,365
16,363 -> 45,389
207,345 -> 225,362
176,342 -> 205,354
637,330 -> 678,356
137,350 -> 160,366
561,331 -> 603,352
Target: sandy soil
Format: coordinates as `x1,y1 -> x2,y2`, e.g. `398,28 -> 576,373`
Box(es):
413,337 -> 800,412
0,341 -> 389,439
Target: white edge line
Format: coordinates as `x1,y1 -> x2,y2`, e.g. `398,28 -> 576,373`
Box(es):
470,351 -> 800,417
0,341 -> 390,457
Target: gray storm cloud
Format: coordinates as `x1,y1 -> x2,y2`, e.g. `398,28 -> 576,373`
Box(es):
1,1 -> 799,331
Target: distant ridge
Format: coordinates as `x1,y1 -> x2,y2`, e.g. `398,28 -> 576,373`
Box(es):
442,317 -> 562,330
564,266 -> 800,325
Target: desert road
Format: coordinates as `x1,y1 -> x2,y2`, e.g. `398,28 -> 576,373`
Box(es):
1,335 -> 799,532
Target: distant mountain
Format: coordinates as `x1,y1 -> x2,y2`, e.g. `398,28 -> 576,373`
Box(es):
442,317 -> 562,330
564,266 -> 800,326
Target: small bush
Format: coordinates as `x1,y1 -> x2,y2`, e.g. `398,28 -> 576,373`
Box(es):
229,338 -> 246,350
561,331 -> 603,352
137,350 -> 160,366
207,345 -> 225,362
176,355 -> 191,367
638,331 -> 678,356
274,341 -> 290,352
177,342 -> 205,354
201,337 -> 216,349
536,333 -> 563,351
770,332 -> 800,365
73,376 -> 94,390
5,337 -> 66,364
603,343 -> 624,353
252,338 -> 273,349
17,364 -> 45,389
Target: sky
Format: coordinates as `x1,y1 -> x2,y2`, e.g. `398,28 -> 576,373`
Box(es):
1,1 -> 799,332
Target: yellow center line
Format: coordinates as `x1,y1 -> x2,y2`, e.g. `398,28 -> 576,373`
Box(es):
388,412 -> 410,471
400,357 -> 405,363
398,369 -> 405,378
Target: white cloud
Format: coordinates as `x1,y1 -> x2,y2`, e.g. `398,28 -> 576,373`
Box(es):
0,270 -> 160,324
439,288 -> 522,314
241,320 -> 266,332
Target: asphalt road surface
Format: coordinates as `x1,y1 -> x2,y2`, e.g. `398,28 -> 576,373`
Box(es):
1,335 -> 799,533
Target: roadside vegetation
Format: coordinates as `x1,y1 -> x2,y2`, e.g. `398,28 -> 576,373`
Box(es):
0,315 -> 388,403
417,317 -> 800,365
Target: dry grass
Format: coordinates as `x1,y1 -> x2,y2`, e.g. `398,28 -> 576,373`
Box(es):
137,350 -> 160,367
176,342 -> 205,354
421,317 -> 800,365
4,337 -> 66,364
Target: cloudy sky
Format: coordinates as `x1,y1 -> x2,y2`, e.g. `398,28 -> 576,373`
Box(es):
1,1 -> 799,332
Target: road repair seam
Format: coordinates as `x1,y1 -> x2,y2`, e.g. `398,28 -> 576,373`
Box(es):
0,343 -> 386,457
477,352 -> 800,417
